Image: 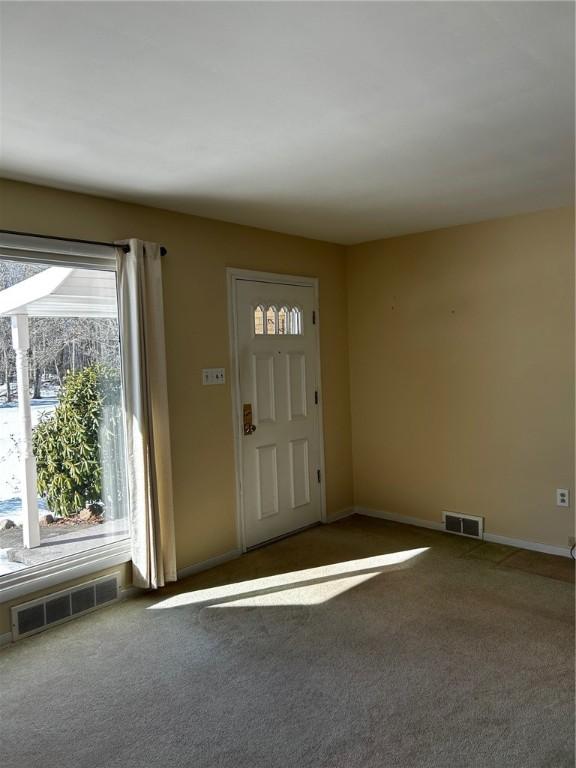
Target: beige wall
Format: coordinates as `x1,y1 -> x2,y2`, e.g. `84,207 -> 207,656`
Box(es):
347,208 -> 575,548
0,180 -> 572,636
0,179 -> 354,634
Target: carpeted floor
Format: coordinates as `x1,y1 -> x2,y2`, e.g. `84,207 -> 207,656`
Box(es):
1,515 -> 574,768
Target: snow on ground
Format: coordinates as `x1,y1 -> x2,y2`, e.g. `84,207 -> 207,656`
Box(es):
0,554 -> 27,574
0,388 -> 58,525
0,390 -> 58,574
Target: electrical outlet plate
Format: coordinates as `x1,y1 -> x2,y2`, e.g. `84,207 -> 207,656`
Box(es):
556,488 -> 570,508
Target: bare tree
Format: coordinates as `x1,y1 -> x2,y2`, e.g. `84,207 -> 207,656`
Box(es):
0,316 -> 13,402
0,261 -> 44,402
0,260 -> 121,403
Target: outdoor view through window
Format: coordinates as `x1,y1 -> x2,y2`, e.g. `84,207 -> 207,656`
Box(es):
0,258 -> 129,579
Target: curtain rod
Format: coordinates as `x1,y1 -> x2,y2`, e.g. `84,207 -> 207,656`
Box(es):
0,229 -> 167,256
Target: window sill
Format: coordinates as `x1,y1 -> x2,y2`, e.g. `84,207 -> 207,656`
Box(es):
0,540 -> 132,604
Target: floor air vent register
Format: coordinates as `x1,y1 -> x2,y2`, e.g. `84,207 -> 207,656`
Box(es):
11,573 -> 120,641
442,512 -> 484,539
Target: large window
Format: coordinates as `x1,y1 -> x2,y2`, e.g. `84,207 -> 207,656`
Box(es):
0,251 -> 129,583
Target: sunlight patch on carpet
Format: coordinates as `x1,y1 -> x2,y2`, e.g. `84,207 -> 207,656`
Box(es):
149,548 -> 429,609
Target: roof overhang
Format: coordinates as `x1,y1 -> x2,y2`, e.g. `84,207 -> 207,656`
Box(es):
0,267 -> 118,319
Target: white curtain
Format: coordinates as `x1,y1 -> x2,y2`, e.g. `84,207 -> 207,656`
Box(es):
116,239 -> 177,589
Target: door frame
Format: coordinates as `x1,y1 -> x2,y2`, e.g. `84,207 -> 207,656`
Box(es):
226,268 -> 327,552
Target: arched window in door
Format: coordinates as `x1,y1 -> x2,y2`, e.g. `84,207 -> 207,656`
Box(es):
278,306 -> 289,335
253,304 -> 303,335
266,306 -> 277,335
290,306 -> 302,335
254,305 -> 265,335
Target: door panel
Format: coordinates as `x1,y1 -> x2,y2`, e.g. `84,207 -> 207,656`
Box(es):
256,444 -> 279,519
253,354 -> 276,423
289,438 -> 310,509
287,352 -> 307,420
235,278 -> 321,548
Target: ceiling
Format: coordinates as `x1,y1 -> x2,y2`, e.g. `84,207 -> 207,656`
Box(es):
1,2 -> 573,245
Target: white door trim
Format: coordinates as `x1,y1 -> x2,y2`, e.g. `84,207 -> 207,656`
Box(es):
226,268 -> 327,553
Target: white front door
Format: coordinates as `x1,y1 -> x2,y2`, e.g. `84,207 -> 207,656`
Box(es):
234,277 -> 322,548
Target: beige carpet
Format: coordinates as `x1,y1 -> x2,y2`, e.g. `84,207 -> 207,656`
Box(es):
1,515 -> 574,768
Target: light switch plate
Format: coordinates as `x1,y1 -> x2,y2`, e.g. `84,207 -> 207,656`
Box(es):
202,368 -> 225,385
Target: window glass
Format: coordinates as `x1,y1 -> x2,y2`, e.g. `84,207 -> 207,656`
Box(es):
253,304 -> 303,335
290,307 -> 302,335
278,306 -> 289,335
0,258 -> 129,580
266,306 -> 277,335
254,305 -> 265,335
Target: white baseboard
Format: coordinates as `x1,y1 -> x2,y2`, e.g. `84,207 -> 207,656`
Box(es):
357,507 -> 444,532
355,507 -> 572,558
482,532 -> 571,558
324,507 -> 356,524
119,586 -> 141,601
177,548 -> 242,580
0,631 -> 12,648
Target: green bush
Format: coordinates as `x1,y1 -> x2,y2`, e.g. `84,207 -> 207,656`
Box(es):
33,363 -> 122,517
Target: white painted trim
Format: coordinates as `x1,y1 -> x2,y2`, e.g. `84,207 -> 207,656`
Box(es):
355,507 -> 572,558
0,231 -> 117,270
357,507 -> 444,531
177,548 -> 242,580
118,586 -> 141,601
312,281 -> 328,525
226,267 -> 321,288
482,532 -> 571,558
226,267 -> 327,553
324,507 -> 356,523
0,540 -> 132,604
227,269 -> 248,553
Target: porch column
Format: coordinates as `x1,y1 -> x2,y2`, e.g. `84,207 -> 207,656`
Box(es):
11,314 -> 40,549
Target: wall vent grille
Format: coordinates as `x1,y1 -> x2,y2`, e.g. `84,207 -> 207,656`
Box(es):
11,573 -> 120,642
442,512 -> 484,540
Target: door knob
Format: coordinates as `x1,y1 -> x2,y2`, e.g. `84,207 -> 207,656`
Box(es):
243,403 -> 257,435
